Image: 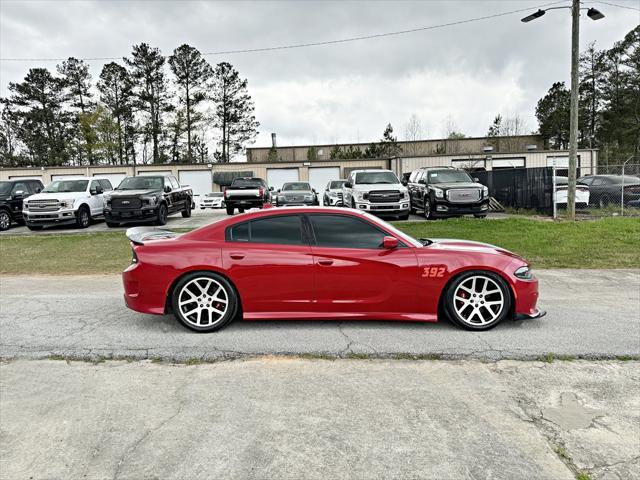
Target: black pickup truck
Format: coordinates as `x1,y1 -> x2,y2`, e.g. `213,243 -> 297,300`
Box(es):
104,175 -> 193,227
223,177 -> 272,215
0,178 -> 45,231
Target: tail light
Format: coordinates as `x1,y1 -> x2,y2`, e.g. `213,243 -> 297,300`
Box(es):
223,188 -> 228,199
131,248 -> 138,264
258,186 -> 265,197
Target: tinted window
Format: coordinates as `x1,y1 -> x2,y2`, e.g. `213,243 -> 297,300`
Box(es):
11,182 -> 28,194
427,170 -> 472,184
310,214 -> 386,249
117,177 -> 163,190
27,181 -> 42,193
282,182 -> 311,191
329,181 -> 345,189
231,178 -> 262,188
98,179 -> 113,191
250,215 -> 303,245
228,222 -> 249,242
170,176 -> 180,189
355,171 -> 399,185
43,180 -> 88,193
90,180 -> 101,191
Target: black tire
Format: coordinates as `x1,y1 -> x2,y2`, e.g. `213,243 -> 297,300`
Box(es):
238,208 -> 245,213
27,224 -> 43,231
76,205 -> 91,229
156,203 -> 168,226
226,205 -> 234,215
351,199 -> 356,210
171,271 -> 238,333
181,199 -> 192,218
474,214 -> 487,219
598,195 -> 610,208
423,197 -> 436,220
443,270 -> 511,331
106,221 -> 120,228
397,213 -> 410,220
0,210 -> 11,231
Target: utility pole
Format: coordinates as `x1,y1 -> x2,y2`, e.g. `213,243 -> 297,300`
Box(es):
567,0 -> 580,220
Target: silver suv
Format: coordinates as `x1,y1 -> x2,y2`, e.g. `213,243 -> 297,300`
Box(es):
342,169 -> 410,220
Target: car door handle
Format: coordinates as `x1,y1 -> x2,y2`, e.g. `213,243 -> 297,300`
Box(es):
318,259 -> 334,266
230,253 -> 245,260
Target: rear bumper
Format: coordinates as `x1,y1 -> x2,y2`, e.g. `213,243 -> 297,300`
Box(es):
226,199 -> 264,208
122,262 -> 167,315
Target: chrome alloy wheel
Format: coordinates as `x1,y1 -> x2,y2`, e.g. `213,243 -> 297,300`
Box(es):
178,277 -> 229,327
453,275 -> 505,326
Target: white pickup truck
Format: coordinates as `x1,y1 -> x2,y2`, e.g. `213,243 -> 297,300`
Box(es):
22,177 -> 113,230
342,169 -> 410,220
223,177 -> 272,215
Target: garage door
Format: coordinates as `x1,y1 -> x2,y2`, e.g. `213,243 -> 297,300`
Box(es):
179,170 -> 212,205
138,170 -> 172,176
9,175 -> 43,181
309,167 -> 340,205
94,173 -> 127,189
51,174 -> 85,181
267,168 -> 299,191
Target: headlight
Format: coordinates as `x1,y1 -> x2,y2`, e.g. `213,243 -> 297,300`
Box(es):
277,195 -> 285,201
432,187 -> 444,199
514,266 -> 533,280
355,191 -> 367,202
304,195 -> 313,201
483,186 -> 489,197
142,196 -> 157,206
402,190 -> 409,199
328,191 -> 337,197
62,199 -> 75,209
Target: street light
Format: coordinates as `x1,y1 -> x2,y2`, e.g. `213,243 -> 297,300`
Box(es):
522,1 -> 605,220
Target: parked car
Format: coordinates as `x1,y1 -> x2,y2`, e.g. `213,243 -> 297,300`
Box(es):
224,177 -> 271,215
275,182 -> 319,206
577,175 -> 640,208
323,180 -> 346,206
554,176 -> 590,208
123,206 -> 544,333
200,192 -> 225,209
22,177 -> 112,230
342,169 -> 410,220
104,175 -> 192,227
0,179 -> 44,231
407,167 -> 489,219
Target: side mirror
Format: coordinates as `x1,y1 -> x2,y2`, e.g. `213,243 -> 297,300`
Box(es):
276,189 -> 281,193
13,190 -> 25,199
344,182 -> 352,188
401,180 -> 408,186
383,236 -> 398,249
164,185 -> 172,193
312,188 -> 317,194
473,177 -> 480,183
269,186 -> 274,191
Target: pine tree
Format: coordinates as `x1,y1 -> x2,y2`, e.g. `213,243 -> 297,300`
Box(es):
535,82 -> 571,149
124,43 -> 170,163
98,62 -> 136,165
378,123 -> 401,157
579,43 -> 606,149
211,62 -> 259,162
169,44 -> 213,162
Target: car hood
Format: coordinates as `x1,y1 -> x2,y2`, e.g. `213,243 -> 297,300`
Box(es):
109,189 -> 162,197
352,183 -> 406,192
426,238 -> 522,259
430,182 -> 482,189
27,191 -> 87,201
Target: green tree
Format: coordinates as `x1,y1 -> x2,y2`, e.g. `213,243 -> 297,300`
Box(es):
169,44 -> 213,162
579,43 -> 607,148
535,82 -> 571,149
307,146 -> 318,161
124,43 -> 170,163
377,123 -> 401,157
211,62 -> 259,162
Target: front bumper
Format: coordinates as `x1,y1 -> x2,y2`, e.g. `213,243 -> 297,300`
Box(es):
324,195 -> 343,206
354,201 -> 410,214
430,198 -> 489,217
105,206 -> 158,223
514,309 -> 547,321
200,201 -> 223,208
23,208 -> 78,225
277,198 -> 317,207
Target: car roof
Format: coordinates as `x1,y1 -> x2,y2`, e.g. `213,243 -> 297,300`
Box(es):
350,169 -> 393,174
51,177 -> 94,181
418,166 -> 456,171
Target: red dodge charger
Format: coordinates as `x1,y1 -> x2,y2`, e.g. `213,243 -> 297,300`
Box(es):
122,206 -> 544,332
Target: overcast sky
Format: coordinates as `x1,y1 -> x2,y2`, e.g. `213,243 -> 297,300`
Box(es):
1,0 -> 638,148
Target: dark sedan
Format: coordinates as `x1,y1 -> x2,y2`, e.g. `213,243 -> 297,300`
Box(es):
578,175 -> 640,208
275,182 -> 319,206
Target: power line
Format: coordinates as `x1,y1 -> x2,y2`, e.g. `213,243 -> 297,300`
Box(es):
0,0 -> 569,62
593,1 -> 640,12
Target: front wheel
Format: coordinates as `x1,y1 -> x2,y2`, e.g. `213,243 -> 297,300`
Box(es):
0,210 -> 11,231
171,272 -> 238,332
181,200 -> 192,218
226,205 -> 234,215
76,206 -> 90,229
155,203 -> 168,226
423,198 -> 435,220
444,271 -> 511,331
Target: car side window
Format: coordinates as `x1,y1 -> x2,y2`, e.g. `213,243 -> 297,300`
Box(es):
11,182 -> 28,194
28,181 -> 42,193
98,179 -> 113,191
591,178 -> 605,186
228,222 -> 249,242
90,180 -> 101,192
170,176 -> 180,189
579,177 -> 593,185
309,214 -> 387,249
250,215 -> 304,245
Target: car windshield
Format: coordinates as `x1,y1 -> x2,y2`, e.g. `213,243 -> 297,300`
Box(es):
282,182 -> 311,191
231,178 -> 262,187
355,171 -> 399,185
427,170 -> 473,184
0,182 -> 12,195
117,177 -> 163,190
206,193 -> 223,197
43,180 -> 88,193
329,181 -> 345,189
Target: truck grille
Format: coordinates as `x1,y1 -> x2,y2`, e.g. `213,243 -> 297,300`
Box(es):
112,197 -> 142,209
368,190 -> 401,203
27,199 -> 60,211
447,188 -> 481,203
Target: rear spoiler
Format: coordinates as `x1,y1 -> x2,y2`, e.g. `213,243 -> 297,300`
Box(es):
125,226 -> 181,245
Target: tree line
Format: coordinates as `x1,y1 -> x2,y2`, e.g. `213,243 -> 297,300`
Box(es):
535,26 -> 639,163
0,43 -> 259,167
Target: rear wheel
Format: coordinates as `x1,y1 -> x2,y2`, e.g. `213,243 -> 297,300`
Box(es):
226,205 -> 234,215
423,198 -> 435,220
0,210 -> 11,231
444,271 -> 511,331
598,195 -> 610,208
171,272 -> 238,332
181,199 -> 192,218
76,206 -> 90,229
155,203 -> 168,226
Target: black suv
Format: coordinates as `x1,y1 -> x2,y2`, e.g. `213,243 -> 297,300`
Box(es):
0,179 -> 44,231
406,167 -> 489,219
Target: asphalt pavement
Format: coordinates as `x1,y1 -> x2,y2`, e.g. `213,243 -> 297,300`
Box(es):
1,269 -> 638,361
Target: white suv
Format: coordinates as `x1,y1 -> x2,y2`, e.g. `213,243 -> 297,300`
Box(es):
23,177 -> 112,230
342,169 -> 410,220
